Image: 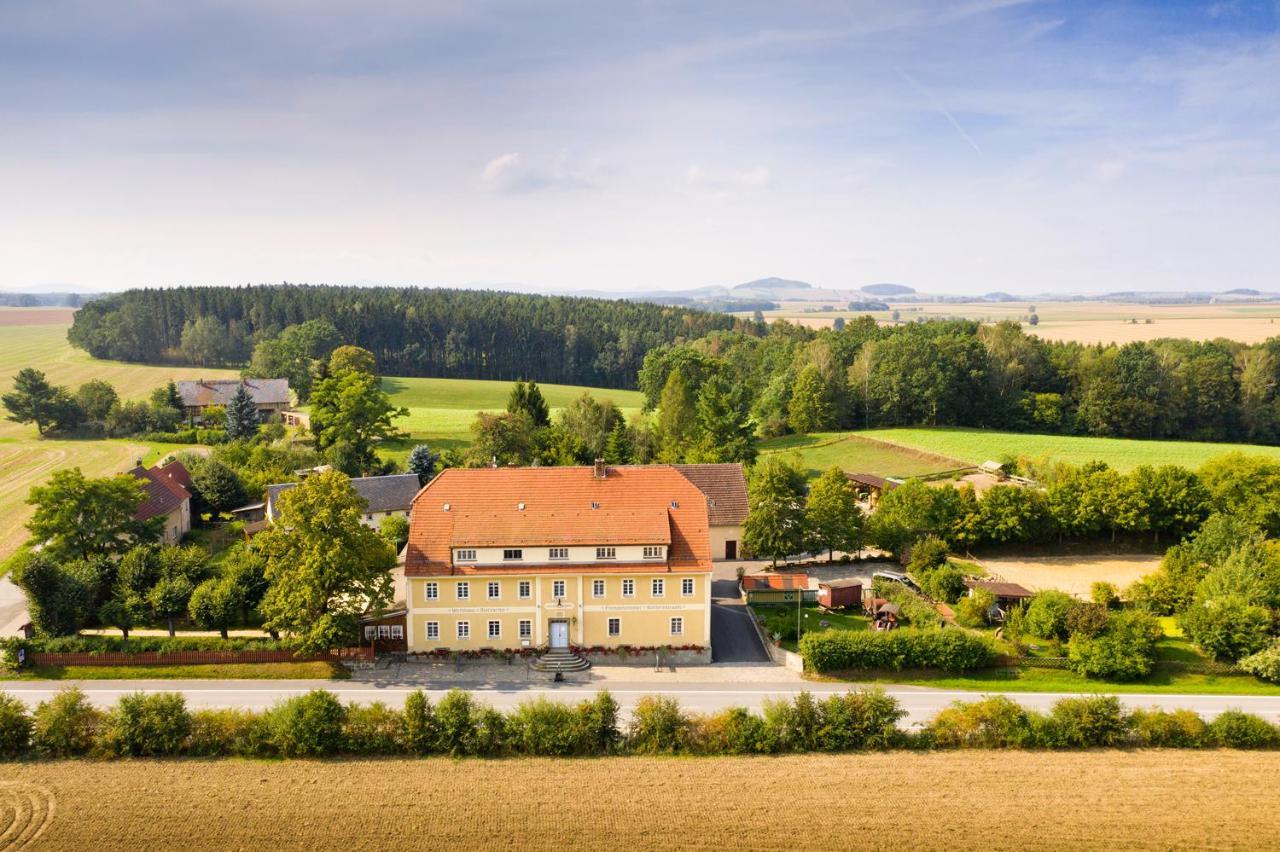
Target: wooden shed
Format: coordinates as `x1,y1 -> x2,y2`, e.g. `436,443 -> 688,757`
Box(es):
818,578 -> 863,611
741,573 -> 814,604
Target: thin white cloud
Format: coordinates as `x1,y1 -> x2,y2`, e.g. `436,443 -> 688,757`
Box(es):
479,152 -> 603,194
686,164 -> 772,189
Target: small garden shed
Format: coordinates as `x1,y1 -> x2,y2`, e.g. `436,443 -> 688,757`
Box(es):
818,578 -> 863,611
742,573 -> 814,604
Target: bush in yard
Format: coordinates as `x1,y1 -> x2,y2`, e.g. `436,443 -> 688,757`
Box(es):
1179,595 -> 1272,662
343,702 -> 404,755
1045,696 -> 1132,748
1065,602 -> 1110,639
402,690 -> 441,755
685,707 -> 766,755
32,687 -> 104,757
919,563 -> 967,605
1024,590 -> 1076,641
905,535 -> 949,574
954,588 -> 994,628
0,692 -> 33,758
100,692 -> 192,756
628,696 -> 689,754
187,709 -> 266,757
263,690 -> 346,757
469,706 -> 509,757
1207,711 -> 1280,749
1066,610 -> 1162,681
1239,641 -> 1280,683
1130,709 -> 1208,748
799,628 -> 994,673
927,696 -> 1038,749
1091,582 -> 1120,609
816,689 -> 904,750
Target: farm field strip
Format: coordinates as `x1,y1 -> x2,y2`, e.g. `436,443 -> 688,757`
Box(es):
8,753 -> 1280,850
760,432 -> 964,479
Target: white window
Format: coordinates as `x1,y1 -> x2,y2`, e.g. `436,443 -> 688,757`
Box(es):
456,549 -> 477,562
592,579 -> 606,598
503,549 -> 523,560
488,620 -> 501,639
622,579 -> 635,598
390,625 -> 404,639
682,577 -> 695,597
552,579 -> 566,598
651,578 -> 665,597
643,546 -> 663,559
363,626 -> 376,639
519,620 -> 532,640
457,621 -> 470,640
487,581 -> 501,600
378,625 -> 391,639
549,547 -> 568,560
424,581 -> 438,600
608,618 -> 621,637
670,617 -> 683,636
518,580 -> 532,599
456,582 -> 470,600
596,546 -> 616,560
426,621 -> 439,640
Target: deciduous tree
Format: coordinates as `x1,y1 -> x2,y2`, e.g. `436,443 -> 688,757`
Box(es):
26,468 -> 159,560
804,466 -> 863,561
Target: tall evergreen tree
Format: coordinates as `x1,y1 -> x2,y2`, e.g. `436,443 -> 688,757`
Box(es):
3,368 -> 62,435
507,380 -> 551,428
788,363 -> 836,433
603,420 -> 632,464
687,374 -> 757,464
407,443 -> 441,484
224,382 -> 260,440
655,370 -> 697,462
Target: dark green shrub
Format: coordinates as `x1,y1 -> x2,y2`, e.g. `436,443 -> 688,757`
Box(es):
1180,596 -> 1272,662
1065,602 -> 1109,638
927,696 -> 1038,748
799,628 -> 995,674
402,690 -> 440,755
1024,590 -> 1076,640
920,563 -> 967,605
343,702 -> 404,755
1066,610 -> 1161,681
507,699 -> 585,756
570,691 -> 621,755
906,535 -> 949,574
435,689 -> 481,756
954,589 -> 994,628
263,690 -> 346,756
872,580 -> 943,627
1091,582 -> 1120,609
32,687 -> 104,757
187,709 -> 266,757
628,696 -> 689,754
816,689 -> 903,750
1207,711 -> 1280,749
1046,696 -> 1132,747
0,692 -> 33,758
470,707 -> 508,757
100,692 -> 192,756
758,692 -> 821,754
1131,709 -> 1207,748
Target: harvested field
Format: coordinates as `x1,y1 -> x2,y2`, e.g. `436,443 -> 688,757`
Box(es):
977,554 -> 1161,598
0,308 -> 76,326
8,752 -> 1280,850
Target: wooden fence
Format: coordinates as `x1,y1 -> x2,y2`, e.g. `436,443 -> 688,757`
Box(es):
30,647 -> 373,667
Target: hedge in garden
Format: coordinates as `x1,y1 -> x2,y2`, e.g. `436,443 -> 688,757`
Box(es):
799,628 -> 996,673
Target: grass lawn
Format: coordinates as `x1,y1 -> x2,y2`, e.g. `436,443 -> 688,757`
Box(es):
756,604 -> 870,652
0,661 -> 349,680
849,426 -> 1280,472
824,665 -> 1280,695
759,432 -> 964,479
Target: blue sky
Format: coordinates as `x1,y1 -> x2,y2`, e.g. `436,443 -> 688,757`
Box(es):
2,1 -> 1278,294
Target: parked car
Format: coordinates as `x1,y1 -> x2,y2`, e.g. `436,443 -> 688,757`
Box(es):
873,570 -> 921,594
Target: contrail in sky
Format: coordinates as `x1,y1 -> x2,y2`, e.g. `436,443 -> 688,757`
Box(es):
899,70 -> 985,156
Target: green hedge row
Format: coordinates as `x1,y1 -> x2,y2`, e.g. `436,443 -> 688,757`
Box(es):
4,688 -> 1272,761
1,636 -> 291,657
799,628 -> 996,673
140,428 -> 228,445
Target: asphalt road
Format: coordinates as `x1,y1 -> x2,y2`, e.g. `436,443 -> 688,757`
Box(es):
709,576 -> 770,663
5,678 -> 1279,725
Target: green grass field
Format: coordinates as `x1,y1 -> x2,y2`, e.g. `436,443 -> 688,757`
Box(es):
851,427 -> 1280,471
759,432 -> 965,478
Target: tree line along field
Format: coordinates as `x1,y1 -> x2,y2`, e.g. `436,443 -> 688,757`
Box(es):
7,752 -> 1280,850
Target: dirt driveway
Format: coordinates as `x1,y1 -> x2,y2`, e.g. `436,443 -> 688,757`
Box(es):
975,554 -> 1161,598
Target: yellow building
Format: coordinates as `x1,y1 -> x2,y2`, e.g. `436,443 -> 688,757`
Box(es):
403,463 -> 714,660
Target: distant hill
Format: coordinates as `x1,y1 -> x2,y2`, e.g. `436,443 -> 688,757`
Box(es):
862,283 -> 915,297
732,277 -> 812,293
982,292 -> 1016,302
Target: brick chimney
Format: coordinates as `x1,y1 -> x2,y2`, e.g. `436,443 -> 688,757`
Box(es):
593,458 -> 607,479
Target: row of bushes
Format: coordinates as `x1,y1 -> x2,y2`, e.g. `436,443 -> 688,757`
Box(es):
3,688 -> 1278,760
139,428 -> 229,445
798,628 -> 996,673
1,635 -> 292,658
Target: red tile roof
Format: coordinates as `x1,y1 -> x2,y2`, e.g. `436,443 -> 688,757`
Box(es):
673,463 -> 748,525
129,460 -> 192,521
404,465 -> 712,576
742,573 -> 809,591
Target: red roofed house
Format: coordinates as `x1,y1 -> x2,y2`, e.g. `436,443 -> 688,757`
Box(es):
128,459 -> 193,545
403,462 -> 712,663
